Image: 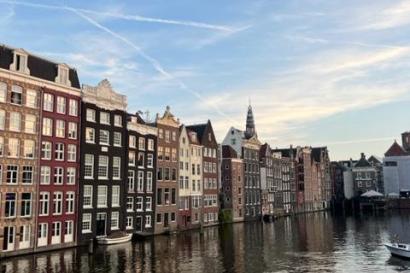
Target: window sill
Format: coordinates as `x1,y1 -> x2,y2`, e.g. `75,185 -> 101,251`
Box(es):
82,230 -> 92,234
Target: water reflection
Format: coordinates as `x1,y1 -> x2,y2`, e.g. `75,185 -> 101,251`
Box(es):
1,211 -> 410,273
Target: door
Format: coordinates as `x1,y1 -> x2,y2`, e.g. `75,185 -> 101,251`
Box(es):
51,222 -> 61,245
64,221 -> 73,243
3,226 -> 15,251
164,213 -> 169,228
37,223 -> 48,247
96,213 -> 106,236
19,225 -> 31,249
136,216 -> 142,232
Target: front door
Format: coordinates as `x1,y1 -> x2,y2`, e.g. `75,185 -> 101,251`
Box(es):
3,226 -> 15,251
96,213 -> 106,236
64,221 -> 73,243
136,216 -> 142,232
37,223 -> 48,247
164,213 -> 169,228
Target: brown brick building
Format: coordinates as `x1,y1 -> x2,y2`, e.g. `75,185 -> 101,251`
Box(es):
220,145 -> 244,222
154,106 -> 180,233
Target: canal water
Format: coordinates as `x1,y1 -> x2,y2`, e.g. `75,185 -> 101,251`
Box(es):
1,211 -> 410,273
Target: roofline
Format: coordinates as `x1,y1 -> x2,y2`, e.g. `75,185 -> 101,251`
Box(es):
1,43 -> 78,71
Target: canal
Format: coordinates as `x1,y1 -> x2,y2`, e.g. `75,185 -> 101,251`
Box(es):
1,211 -> 410,273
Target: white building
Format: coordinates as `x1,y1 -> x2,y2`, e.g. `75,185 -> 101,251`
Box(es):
383,140 -> 410,196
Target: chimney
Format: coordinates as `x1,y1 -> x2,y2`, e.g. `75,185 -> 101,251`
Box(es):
401,132 -> 410,152
360,153 -> 365,160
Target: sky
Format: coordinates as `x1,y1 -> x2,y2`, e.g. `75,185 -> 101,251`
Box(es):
0,0 -> 410,160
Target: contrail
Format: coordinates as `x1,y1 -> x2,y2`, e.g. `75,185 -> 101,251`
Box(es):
64,6 -> 237,124
0,0 -> 237,32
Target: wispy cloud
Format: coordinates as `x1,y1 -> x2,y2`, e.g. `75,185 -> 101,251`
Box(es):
0,0 -> 242,32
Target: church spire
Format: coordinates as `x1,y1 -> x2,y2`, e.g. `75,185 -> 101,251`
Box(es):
244,102 -> 257,139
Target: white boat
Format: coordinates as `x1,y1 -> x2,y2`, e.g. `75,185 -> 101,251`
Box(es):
97,233 -> 132,245
385,243 -> 410,259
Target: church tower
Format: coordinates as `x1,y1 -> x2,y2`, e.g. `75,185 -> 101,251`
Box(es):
244,103 -> 257,139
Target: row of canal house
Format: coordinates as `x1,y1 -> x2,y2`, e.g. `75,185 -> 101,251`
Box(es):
0,45 -> 221,257
220,104 -> 332,221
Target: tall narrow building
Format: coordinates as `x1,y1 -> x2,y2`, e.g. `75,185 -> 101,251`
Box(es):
154,106 -> 180,234
242,105 -> 262,221
0,45 -> 81,257
187,120 -> 219,226
78,80 -> 128,243
126,113 -> 157,235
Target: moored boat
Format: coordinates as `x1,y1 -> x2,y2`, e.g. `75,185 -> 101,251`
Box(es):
97,232 -> 133,245
385,243 -> 410,259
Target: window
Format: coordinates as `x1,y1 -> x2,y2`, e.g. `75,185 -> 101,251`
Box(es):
148,139 -> 154,151
136,197 -> 143,211
171,149 -> 177,161
23,140 -> 35,158
55,143 -> 64,161
42,118 -> 53,136
165,148 -> 170,161
68,122 -> 77,139
112,157 -> 121,179
0,110 -> 4,129
10,112 -> 21,132
69,99 -> 78,116
126,217 -> 133,229
24,114 -> 36,134
67,168 -> 76,184
43,93 -> 54,111
100,130 -> 109,145
67,144 -> 76,162
146,197 -> 152,211
21,193 -> 32,217
138,153 -> 144,167
83,186 -> 93,208
0,81 -> 6,102
158,146 -> 163,160
139,138 -> 145,150
53,192 -> 63,215
156,213 -> 162,223
97,186 -> 107,207
147,154 -> 154,168
129,135 -> 136,148
112,186 -> 120,207
66,192 -> 75,214
5,193 -> 16,218
157,189 -> 162,205
54,167 -> 64,184
171,189 -> 176,205
39,192 -> 49,216
145,215 -> 152,228
57,66 -> 69,85
41,141 -> 52,160
11,85 -> 22,105
84,154 -> 94,178
22,166 -> 33,184
129,152 -> 136,166
0,137 -> 3,157
128,171 -> 135,192
82,214 -> 92,233
85,127 -> 95,143
165,131 -> 170,142
100,112 -> 110,125
159,129 -> 163,139
113,132 -> 121,146
127,197 -> 134,211
111,212 -> 119,230
114,115 -> 122,127
147,172 -> 153,192
56,120 -> 65,138
137,171 -> 144,192
41,166 -> 51,185
172,131 -> 176,141
7,165 -> 18,184
86,109 -> 96,122
56,96 -> 66,114
98,156 -> 108,179
164,189 -> 170,204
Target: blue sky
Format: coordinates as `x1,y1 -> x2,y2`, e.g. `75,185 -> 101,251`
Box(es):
1,0 -> 410,160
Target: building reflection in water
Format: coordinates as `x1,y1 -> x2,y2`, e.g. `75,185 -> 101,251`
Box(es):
1,211 -> 410,273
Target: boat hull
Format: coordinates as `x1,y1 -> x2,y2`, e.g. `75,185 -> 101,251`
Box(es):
385,244 -> 410,259
97,234 -> 133,245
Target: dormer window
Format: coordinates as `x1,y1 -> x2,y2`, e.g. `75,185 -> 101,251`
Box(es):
55,64 -> 71,86
10,50 -> 30,74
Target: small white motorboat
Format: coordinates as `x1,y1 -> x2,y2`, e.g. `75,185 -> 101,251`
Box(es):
97,232 -> 132,245
385,243 -> 410,259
